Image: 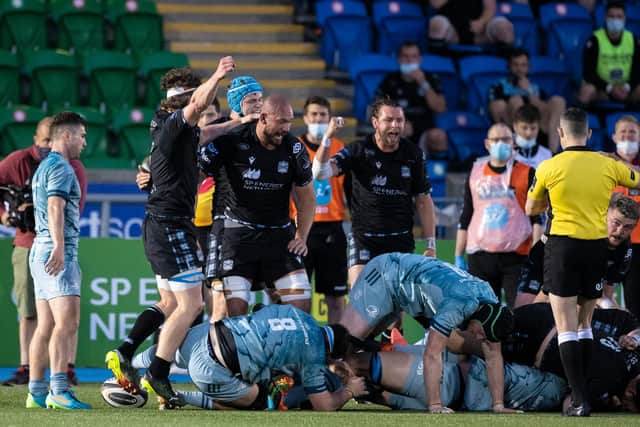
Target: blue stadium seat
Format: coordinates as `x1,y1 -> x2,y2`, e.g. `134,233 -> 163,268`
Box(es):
315,0 -> 373,70
540,3 -> 593,82
529,55 -> 570,99
372,1 -> 427,55
420,54 -> 459,110
587,113 -> 604,151
427,159 -> 447,198
435,111 -> 489,161
594,3 -> 640,37
605,111 -> 640,149
497,2 -> 538,54
349,53 -> 397,121
458,55 -> 508,115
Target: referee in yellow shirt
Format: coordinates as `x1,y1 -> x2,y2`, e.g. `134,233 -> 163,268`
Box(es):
526,108 -> 640,416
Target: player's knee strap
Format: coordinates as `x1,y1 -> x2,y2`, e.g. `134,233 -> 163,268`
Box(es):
274,272 -> 311,302
222,276 -> 251,302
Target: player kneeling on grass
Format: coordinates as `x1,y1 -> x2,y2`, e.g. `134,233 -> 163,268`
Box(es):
129,304 -> 367,410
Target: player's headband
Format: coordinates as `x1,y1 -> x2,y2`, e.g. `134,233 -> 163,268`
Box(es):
166,87 -> 196,99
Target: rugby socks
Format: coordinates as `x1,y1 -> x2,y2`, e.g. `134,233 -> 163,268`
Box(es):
118,306 -> 165,360
179,391 -> 215,410
148,355 -> 171,379
558,331 -> 586,405
50,372 -> 68,395
578,328 -> 594,376
370,352 -> 382,385
28,379 -> 48,398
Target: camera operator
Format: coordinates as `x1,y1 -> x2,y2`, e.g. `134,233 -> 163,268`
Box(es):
0,117 -> 87,386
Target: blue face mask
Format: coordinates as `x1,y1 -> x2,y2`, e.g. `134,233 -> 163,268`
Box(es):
399,62 -> 420,75
515,134 -> 536,149
307,123 -> 329,139
606,18 -> 625,33
37,146 -> 51,160
489,142 -> 512,161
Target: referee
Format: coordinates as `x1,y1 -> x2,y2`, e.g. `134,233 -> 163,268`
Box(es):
526,108 -> 640,416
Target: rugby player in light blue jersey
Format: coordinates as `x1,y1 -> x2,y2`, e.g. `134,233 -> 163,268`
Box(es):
133,304 -> 367,410
342,344 -> 567,412
26,112 -> 90,410
340,252 -> 516,413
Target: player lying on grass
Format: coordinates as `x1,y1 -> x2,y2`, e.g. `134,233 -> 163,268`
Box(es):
340,252 -> 517,413
503,302 -> 640,412
128,304 -> 367,410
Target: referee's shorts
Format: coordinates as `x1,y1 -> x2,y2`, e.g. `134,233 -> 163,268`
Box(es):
542,235 -> 608,299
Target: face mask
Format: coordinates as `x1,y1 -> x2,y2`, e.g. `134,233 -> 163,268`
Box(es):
617,140 -> 639,157
307,123 -> 329,139
606,18 -> 625,33
399,62 -> 420,75
515,134 -> 537,149
489,142 -> 512,161
37,147 -> 51,160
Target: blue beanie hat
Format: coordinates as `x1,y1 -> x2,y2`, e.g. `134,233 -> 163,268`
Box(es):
227,76 -> 263,116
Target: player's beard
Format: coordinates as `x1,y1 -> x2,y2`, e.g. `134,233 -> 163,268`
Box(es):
264,128 -> 285,148
380,128 -> 400,148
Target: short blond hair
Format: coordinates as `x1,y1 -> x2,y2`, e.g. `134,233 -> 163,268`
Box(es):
614,115 -> 639,132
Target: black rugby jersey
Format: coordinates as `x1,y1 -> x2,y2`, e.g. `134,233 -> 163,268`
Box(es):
199,122 -> 312,227
147,109 -> 200,218
203,116 -> 232,219
331,134 -> 431,236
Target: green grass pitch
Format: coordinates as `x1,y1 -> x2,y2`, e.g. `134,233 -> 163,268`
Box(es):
1,384 -> 639,427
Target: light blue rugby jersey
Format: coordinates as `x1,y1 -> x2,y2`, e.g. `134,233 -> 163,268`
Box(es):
223,304 -> 329,394
372,253 -> 498,337
31,152 -> 81,256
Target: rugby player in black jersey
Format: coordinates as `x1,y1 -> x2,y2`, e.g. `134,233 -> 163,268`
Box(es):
312,96 -> 437,286
106,57 -> 235,408
198,94 -> 315,316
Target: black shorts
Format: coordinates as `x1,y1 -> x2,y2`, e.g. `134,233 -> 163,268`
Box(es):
219,222 -> 305,286
204,218 -> 225,281
143,214 -> 202,278
347,231 -> 414,268
304,221 -> 348,297
543,235 -> 608,299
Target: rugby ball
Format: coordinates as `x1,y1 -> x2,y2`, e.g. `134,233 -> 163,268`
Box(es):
101,377 -> 148,408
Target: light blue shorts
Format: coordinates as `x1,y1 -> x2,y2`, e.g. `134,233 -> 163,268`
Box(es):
186,327 -> 253,403
348,257 -> 399,329
29,245 -> 81,300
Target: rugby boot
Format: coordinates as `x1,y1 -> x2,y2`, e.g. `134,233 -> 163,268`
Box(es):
270,375 -> 295,411
45,390 -> 92,409
25,393 -> 46,408
141,371 -> 185,409
563,402 -> 591,417
105,349 -> 141,394
3,365 -> 29,386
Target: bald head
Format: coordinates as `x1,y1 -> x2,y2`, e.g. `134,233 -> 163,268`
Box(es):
257,94 -> 294,148
33,116 -> 53,148
262,94 -> 293,116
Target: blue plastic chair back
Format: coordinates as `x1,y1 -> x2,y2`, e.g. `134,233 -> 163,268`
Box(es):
497,2 -> 538,54
529,55 -> 570,98
426,159 -> 448,198
459,56 -> 508,115
421,54 -> 459,110
349,54 -> 397,121
436,111 -> 489,161
372,1 -> 426,55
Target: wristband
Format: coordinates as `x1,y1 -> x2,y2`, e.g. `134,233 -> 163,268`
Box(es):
624,82 -> 631,92
418,81 -> 431,96
425,237 -> 436,250
606,83 -> 613,94
321,135 -> 331,147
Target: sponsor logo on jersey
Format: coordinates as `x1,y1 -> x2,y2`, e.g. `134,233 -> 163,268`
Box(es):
277,161 -> 289,174
401,165 -> 410,178
360,249 -> 370,261
223,259 -> 234,271
375,161 -> 382,169
243,168 -> 261,180
595,280 -> 604,291
238,143 -> 250,151
371,175 -> 387,186
249,156 -> 256,165
293,142 -> 302,154
366,305 -> 379,317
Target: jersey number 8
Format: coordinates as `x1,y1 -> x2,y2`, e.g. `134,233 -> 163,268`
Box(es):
268,318 -> 297,331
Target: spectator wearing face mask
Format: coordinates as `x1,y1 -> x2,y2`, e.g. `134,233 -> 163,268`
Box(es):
375,42 -> 449,159
512,105 -> 552,169
611,115 -> 640,320
454,123 -> 543,309
578,0 -> 640,107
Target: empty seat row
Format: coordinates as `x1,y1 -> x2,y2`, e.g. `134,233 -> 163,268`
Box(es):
0,0 -> 164,58
0,49 -> 188,114
0,105 -> 154,168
